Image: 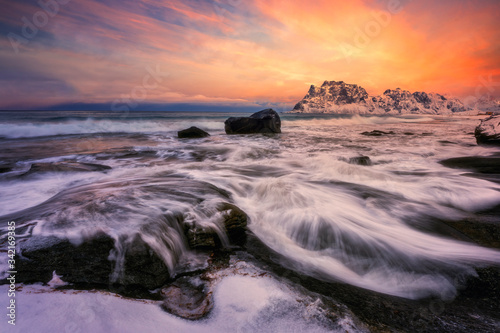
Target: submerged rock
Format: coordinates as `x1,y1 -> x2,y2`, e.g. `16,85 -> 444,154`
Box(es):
7,176 -> 249,290
349,156 -> 372,166
25,162 -> 111,174
475,115 -> 500,145
360,130 -> 395,136
439,156 -> 500,174
0,165 -> 12,173
225,109 -> 281,134
160,277 -> 213,320
178,126 -> 210,139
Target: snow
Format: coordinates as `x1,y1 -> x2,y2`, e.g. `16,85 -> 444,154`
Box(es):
290,81 -> 468,115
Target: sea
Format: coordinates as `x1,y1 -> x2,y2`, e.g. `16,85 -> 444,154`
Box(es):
0,110 -> 500,332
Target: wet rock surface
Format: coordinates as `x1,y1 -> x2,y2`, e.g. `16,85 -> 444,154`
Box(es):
24,161 -> 111,175
475,115 -> 500,146
225,109 -> 281,134
348,156 -> 372,166
439,156 -> 500,174
160,276 -> 213,320
185,202 -> 248,249
360,130 -> 395,136
178,126 -> 210,139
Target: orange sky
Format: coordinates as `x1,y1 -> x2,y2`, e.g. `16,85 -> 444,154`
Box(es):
1,0 -> 499,110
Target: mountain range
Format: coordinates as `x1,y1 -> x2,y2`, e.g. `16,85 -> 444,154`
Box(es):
290,81 -> 471,114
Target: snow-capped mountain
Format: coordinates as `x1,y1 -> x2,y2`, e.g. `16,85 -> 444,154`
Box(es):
290,81 -> 469,114
466,96 -> 500,113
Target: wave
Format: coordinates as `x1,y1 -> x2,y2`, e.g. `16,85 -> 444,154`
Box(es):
235,174 -> 500,299
282,114 -> 436,127
0,118 -> 224,139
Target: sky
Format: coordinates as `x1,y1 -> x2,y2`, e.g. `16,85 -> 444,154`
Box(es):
0,0 -> 499,111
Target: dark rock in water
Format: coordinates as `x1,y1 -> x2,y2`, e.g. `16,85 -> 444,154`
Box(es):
117,233 -> 171,288
438,140 -> 457,145
178,126 -> 210,139
0,165 -> 12,173
225,109 -> 281,134
186,202 -> 248,249
439,156 -> 500,174
160,277 -> 213,320
475,115 -> 500,145
15,232 -> 172,289
16,233 -> 115,285
360,130 -> 395,136
218,203 -> 247,247
349,156 -> 372,166
25,162 -> 111,174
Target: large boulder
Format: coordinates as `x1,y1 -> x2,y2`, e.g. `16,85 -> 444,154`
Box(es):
475,115 -> 500,145
16,233 -> 115,286
225,109 -> 281,134
178,126 -> 210,139
4,176 -> 248,290
15,232 -> 171,289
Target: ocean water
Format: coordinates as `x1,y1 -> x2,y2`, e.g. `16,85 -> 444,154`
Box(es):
1,111 -> 500,327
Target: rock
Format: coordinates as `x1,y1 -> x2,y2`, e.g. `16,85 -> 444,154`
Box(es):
25,162 -> 111,174
178,126 -> 210,139
6,176 -> 247,290
218,203 -> 248,247
16,233 -> 115,285
475,115 -> 500,145
0,165 -> 12,174
439,156 -> 500,174
160,277 -> 213,320
116,233 -> 171,288
349,156 -> 372,166
186,202 -> 248,249
225,109 -> 281,134
15,232 -> 173,289
361,130 -> 395,136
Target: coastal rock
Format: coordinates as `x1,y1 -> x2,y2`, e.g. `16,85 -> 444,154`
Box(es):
218,203 -> 248,247
349,156 -> 372,166
439,156 -> 500,174
475,115 -> 500,145
15,232 -> 172,289
291,80 -> 468,114
25,162 -> 111,174
0,165 -> 12,173
117,233 -> 172,288
186,202 -> 248,249
160,277 -> 213,320
4,176 -> 247,290
361,130 -> 395,136
16,233 -> 115,285
225,109 -> 281,134
178,126 -> 210,139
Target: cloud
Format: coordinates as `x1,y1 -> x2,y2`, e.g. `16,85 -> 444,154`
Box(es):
1,0 -> 499,110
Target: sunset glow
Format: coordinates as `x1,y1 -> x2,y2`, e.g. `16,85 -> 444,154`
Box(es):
1,0 -> 499,110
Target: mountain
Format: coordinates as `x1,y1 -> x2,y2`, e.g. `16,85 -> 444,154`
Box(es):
290,81 -> 469,114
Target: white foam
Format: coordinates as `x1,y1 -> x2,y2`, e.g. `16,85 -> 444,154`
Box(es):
0,274 -> 354,333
